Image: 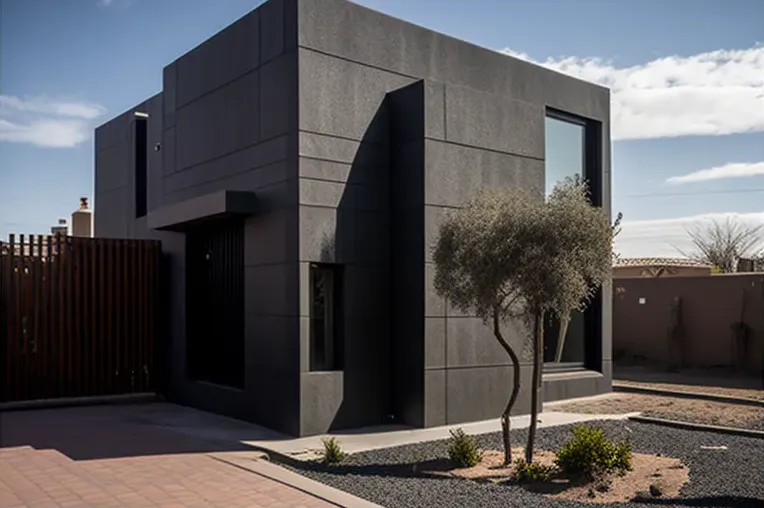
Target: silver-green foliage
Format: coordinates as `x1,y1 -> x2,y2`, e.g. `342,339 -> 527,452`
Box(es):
433,176 -> 612,333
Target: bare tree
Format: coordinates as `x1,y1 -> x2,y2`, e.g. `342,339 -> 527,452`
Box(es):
682,218 -> 764,273
432,177 -> 612,465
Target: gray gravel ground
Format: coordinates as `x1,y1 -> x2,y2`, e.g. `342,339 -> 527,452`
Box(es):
286,420 -> 764,508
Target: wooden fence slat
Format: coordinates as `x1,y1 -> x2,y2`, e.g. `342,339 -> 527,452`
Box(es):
90,239 -> 97,397
46,235 -> 55,399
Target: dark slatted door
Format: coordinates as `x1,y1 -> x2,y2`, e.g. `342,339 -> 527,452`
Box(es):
186,221 -> 244,389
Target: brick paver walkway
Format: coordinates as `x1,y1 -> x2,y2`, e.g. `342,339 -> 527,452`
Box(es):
0,406 -> 335,508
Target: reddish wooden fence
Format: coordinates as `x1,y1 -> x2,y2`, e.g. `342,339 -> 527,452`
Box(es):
0,234 -> 162,403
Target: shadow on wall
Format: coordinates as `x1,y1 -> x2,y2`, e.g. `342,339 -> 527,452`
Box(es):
613,274 -> 764,375
316,99 -> 393,431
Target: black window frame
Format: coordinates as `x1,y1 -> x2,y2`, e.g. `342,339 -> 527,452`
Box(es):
309,263 -> 344,372
543,108 -> 603,373
133,114 -> 148,219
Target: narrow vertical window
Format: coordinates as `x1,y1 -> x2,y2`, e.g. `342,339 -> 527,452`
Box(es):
134,112 -> 148,219
310,263 -> 343,371
544,110 -> 602,369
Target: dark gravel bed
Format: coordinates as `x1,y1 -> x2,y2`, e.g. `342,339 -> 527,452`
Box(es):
286,420 -> 764,508
643,411 -> 764,432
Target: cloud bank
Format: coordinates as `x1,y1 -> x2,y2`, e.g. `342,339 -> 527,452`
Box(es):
0,95 -> 105,148
615,211 -> 764,258
666,161 -> 764,184
501,46 -> 764,141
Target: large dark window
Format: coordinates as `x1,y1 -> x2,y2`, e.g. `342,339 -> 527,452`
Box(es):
134,113 -> 148,219
309,263 -> 343,371
544,111 -> 602,369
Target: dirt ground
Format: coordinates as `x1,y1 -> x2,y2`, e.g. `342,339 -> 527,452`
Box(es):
447,447 -> 689,504
614,366 -> 764,401
552,392 -> 764,429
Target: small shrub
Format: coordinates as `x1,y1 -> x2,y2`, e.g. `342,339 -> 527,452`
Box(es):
555,425 -> 632,477
512,459 -> 556,482
447,428 -> 482,468
321,437 -> 345,464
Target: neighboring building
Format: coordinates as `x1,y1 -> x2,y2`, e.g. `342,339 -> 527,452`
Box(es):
71,198 -> 93,238
51,219 -> 68,237
94,0 -> 612,437
613,257 -> 712,278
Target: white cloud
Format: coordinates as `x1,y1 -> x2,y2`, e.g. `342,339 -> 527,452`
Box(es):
501,46 -> 764,140
0,95 -> 105,148
98,0 -> 115,6
615,212 -> 764,258
666,161 -> 764,184
0,95 -> 104,120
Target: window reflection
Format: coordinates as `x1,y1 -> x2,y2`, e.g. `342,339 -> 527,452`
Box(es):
544,116 -> 585,197
544,115 -> 587,366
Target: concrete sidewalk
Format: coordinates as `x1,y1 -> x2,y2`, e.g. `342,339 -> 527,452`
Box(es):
128,400 -> 638,462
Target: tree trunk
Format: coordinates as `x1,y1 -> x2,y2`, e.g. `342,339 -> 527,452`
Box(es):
493,307 -> 521,466
526,310 -> 544,464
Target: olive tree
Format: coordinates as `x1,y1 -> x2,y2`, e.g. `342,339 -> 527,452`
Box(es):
432,177 -> 612,465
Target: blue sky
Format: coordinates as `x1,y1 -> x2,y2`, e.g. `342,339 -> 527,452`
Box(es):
1,0 -> 763,257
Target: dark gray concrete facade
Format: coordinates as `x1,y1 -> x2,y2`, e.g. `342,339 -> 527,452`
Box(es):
94,0 -> 612,437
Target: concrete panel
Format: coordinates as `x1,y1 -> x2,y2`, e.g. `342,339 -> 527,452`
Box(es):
423,205 -> 449,264
445,85 -> 544,158
175,70 -> 260,171
336,316 -> 392,428
388,80 -> 444,142
355,211 -> 388,265
300,371 -> 343,436
164,136 -> 288,194
244,208 -> 295,266
446,317 -> 533,368
391,141 -> 425,209
299,179 -> 348,208
94,187 -> 130,238
260,0 -> 285,63
424,317 -> 446,369
424,369 -> 446,427
344,264 -> 388,319
424,140 -> 545,208
95,143 -> 129,194
244,263 -> 296,316
298,205 -> 355,263
174,10 -> 259,109
245,313 -> 300,374
424,263 -> 445,317
601,279 -> 613,362
299,131 -> 384,167
298,48 -> 413,141
163,165 -> 295,211
542,370 -> 607,403
260,52 -> 293,140
446,364 -> 534,424
296,0 -> 609,120
162,127 -> 177,175
162,63 -> 177,128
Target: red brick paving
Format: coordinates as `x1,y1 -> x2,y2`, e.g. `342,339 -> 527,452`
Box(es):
0,407 -> 335,508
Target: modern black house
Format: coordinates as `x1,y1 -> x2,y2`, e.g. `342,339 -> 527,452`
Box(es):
94,0 -> 612,437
